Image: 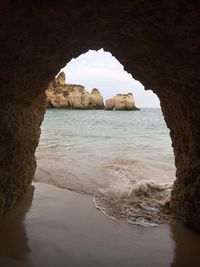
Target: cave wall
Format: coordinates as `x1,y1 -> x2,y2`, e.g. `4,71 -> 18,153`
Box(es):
0,0 -> 200,230
160,86 -> 200,230
0,94 -> 45,215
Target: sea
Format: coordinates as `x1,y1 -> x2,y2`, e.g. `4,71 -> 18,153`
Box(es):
35,108 -> 176,226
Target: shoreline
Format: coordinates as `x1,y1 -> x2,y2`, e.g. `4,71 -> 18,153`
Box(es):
0,182 -> 199,267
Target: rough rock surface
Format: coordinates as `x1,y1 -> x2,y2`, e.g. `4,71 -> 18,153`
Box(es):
0,93 -> 45,215
56,72 -> 65,86
89,88 -> 105,110
105,93 -> 139,110
0,1 -> 200,231
46,72 -> 104,109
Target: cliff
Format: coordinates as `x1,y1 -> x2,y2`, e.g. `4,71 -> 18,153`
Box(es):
46,72 -> 105,109
105,93 -> 139,111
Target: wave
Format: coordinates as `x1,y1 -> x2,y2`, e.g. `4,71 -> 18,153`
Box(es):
94,161 -> 175,226
94,181 -> 174,227
35,155 -> 175,227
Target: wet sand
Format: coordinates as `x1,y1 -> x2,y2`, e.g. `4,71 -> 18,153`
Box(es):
0,183 -> 200,267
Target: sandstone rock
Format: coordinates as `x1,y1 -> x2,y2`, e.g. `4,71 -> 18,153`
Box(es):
56,72 -> 65,86
105,93 -> 139,111
89,88 -> 104,109
46,74 -> 104,109
65,84 -> 90,109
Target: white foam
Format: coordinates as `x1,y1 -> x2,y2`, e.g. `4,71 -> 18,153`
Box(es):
93,166 -> 174,226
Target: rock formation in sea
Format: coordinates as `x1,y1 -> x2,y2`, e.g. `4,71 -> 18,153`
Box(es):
105,93 -> 139,110
46,72 -> 105,109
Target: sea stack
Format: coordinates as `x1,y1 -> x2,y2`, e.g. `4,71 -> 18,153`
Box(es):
46,72 -> 105,109
105,93 -> 139,110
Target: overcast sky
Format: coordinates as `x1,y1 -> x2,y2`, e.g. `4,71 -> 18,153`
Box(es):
61,49 -> 160,108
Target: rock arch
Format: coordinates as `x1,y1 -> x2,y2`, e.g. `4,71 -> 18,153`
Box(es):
0,1 -> 200,231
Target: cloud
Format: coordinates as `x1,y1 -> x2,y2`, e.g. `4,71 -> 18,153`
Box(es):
61,49 -> 160,108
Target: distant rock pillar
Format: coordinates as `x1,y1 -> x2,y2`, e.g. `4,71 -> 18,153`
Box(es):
56,72 -> 66,86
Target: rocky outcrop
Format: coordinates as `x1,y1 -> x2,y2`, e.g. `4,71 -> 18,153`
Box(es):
89,88 -> 105,109
105,93 -> 139,110
56,71 -> 65,86
46,72 -> 104,109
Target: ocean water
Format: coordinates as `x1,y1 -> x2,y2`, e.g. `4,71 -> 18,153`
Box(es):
35,109 -> 176,226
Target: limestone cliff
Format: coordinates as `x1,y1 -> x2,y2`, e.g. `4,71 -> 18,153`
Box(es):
105,93 -> 139,111
46,72 -> 104,109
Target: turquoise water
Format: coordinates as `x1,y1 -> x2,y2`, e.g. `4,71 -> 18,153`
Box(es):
35,109 -> 175,226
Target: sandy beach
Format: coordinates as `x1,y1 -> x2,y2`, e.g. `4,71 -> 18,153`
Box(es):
0,182 -> 199,267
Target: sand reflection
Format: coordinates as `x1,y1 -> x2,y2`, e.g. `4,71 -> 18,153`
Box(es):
0,186 -> 34,261
1,183 -> 200,267
170,222 -> 200,267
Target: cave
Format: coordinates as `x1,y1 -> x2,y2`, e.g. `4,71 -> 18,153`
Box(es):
0,1 -> 200,232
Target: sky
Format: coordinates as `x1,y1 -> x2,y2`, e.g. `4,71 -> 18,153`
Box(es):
61,49 -> 160,108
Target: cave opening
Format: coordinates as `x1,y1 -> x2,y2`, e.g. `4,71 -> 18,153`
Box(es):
35,49 -> 176,226
1,2 -> 200,266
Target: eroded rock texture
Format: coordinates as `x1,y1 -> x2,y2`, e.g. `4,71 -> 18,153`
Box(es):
0,1 -> 200,230
46,72 -> 104,109
105,93 -> 139,110
0,94 -> 45,215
